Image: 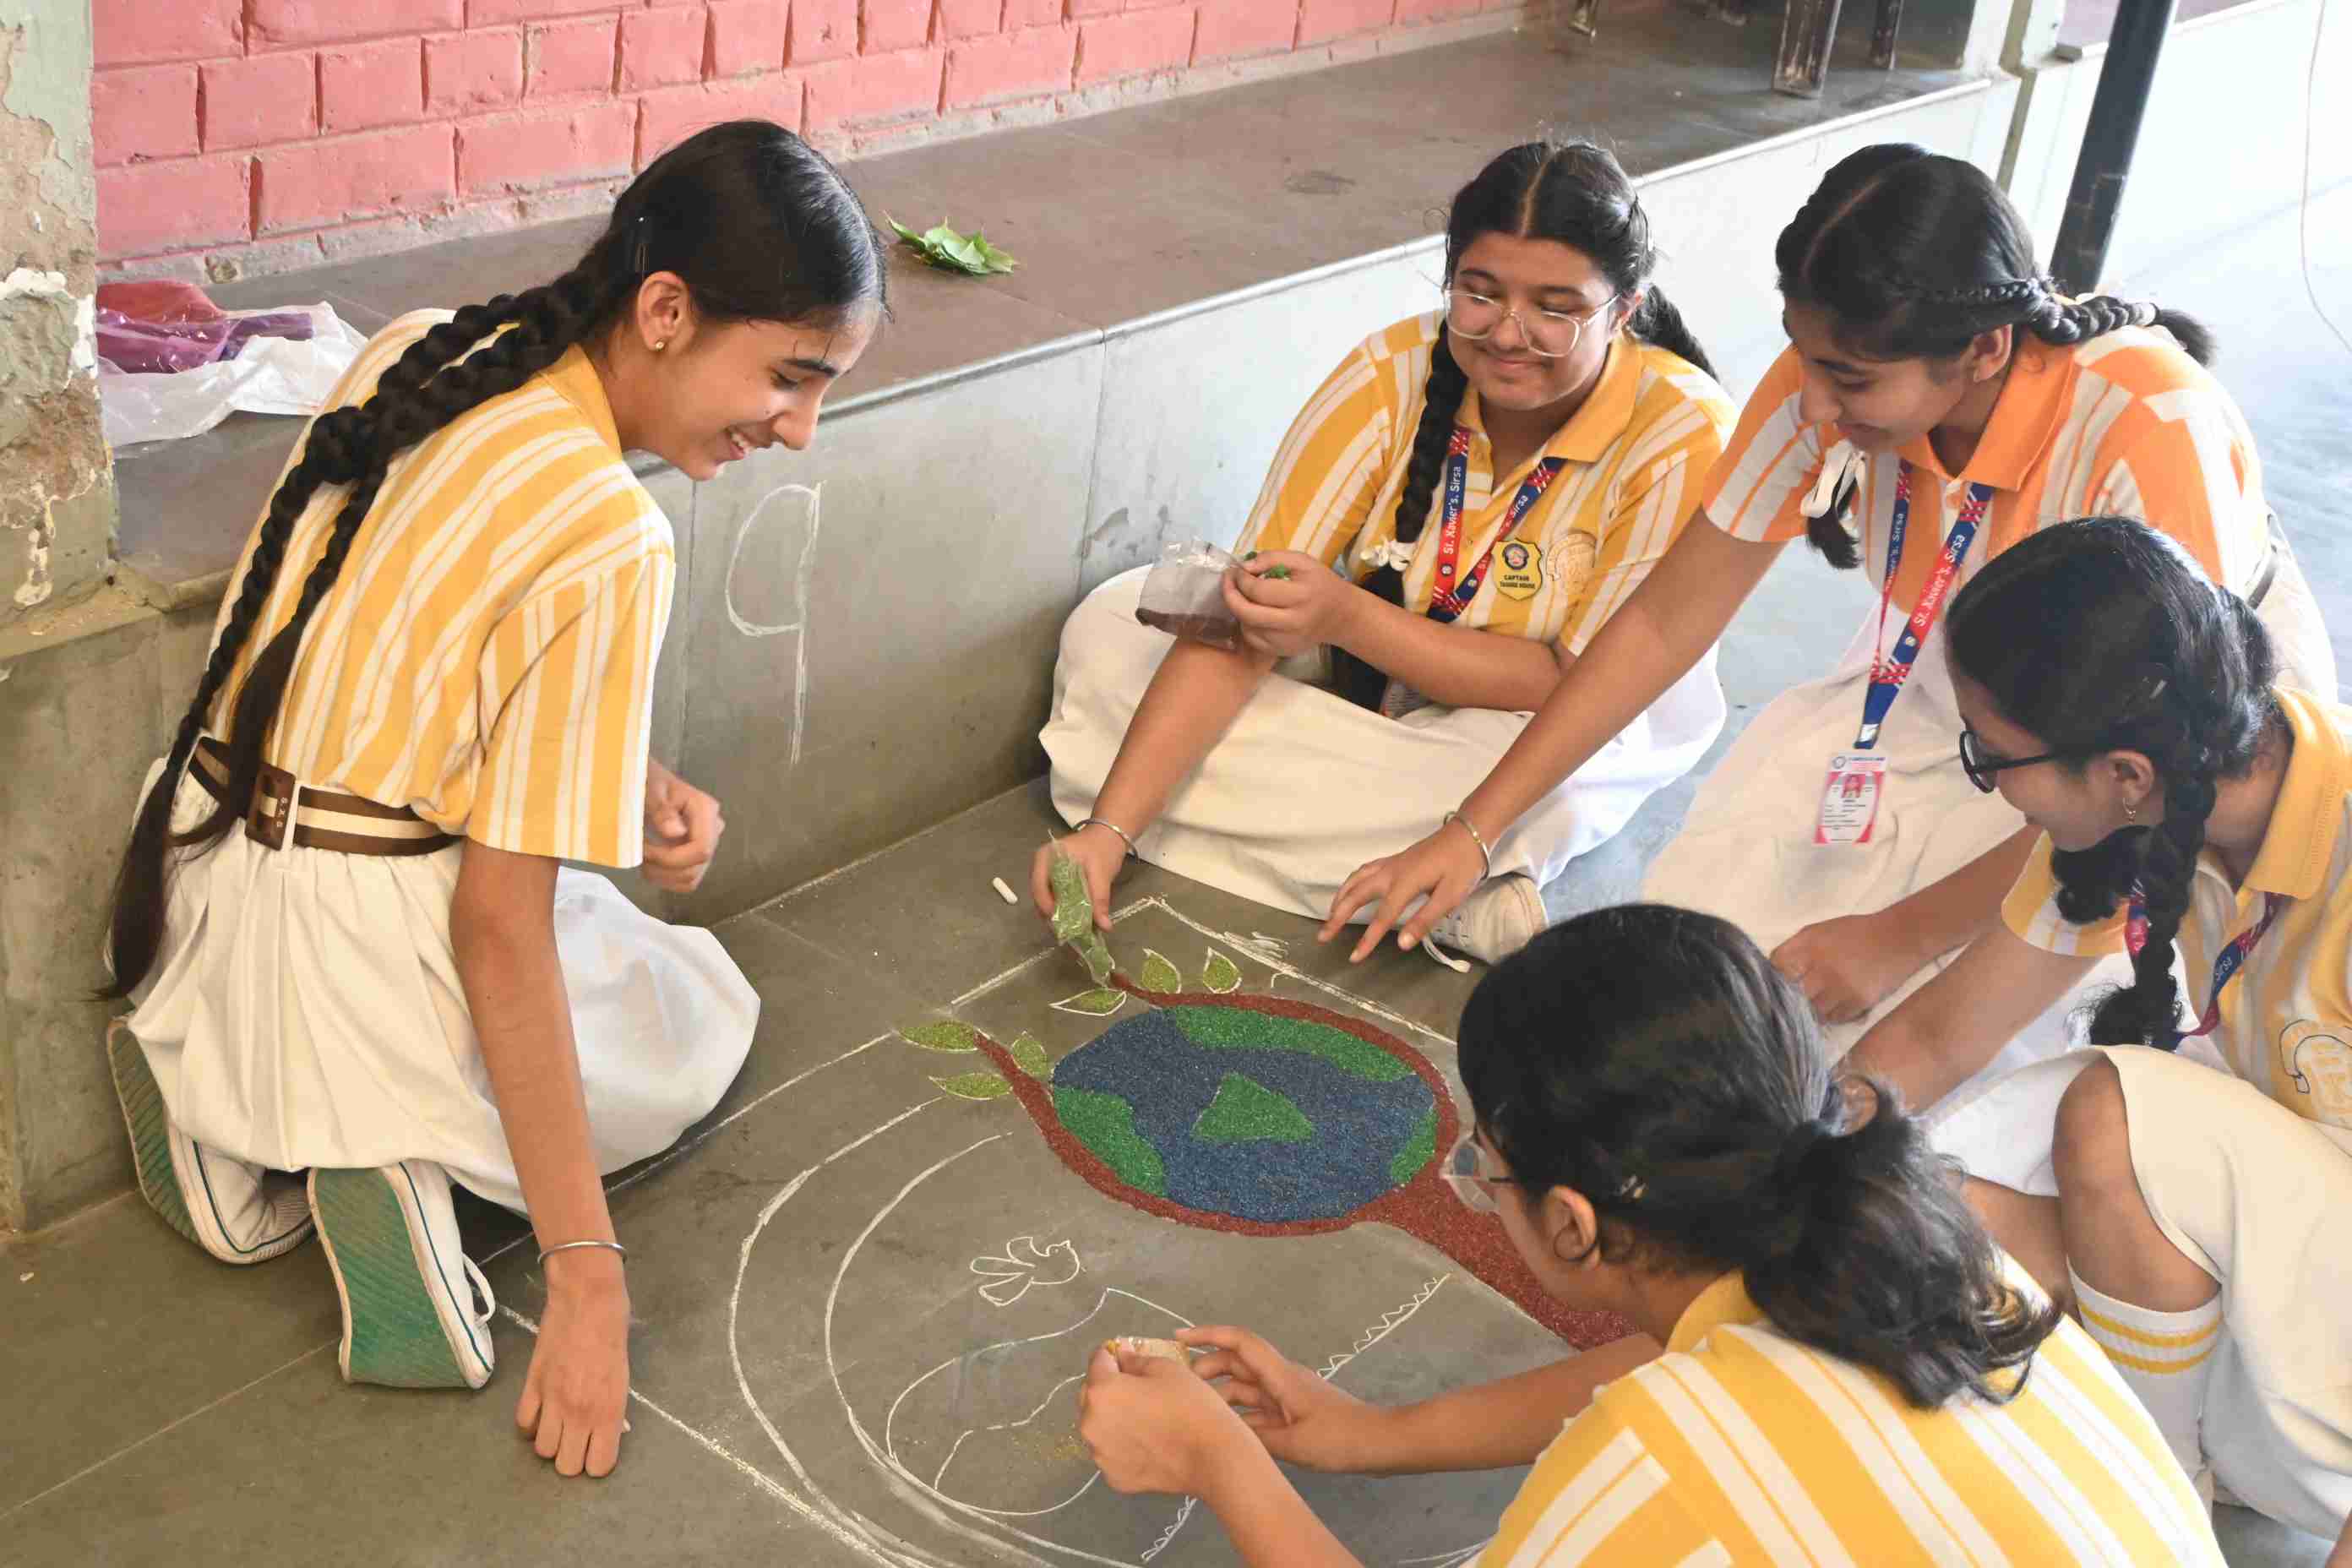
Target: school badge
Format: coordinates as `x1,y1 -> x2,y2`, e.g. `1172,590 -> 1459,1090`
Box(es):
2280,1019 -> 2352,1127
1494,537 -> 1544,601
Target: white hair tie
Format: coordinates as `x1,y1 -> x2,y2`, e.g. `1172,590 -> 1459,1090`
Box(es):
1358,538 -> 1417,573
1802,440 -> 1867,522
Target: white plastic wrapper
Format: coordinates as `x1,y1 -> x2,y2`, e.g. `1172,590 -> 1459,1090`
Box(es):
98,302 -> 369,448
1133,537 -> 1244,651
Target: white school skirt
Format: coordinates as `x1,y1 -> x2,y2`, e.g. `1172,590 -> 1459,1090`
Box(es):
1041,566 -> 1728,922
122,763 -> 758,1213
1642,542 -> 2336,1124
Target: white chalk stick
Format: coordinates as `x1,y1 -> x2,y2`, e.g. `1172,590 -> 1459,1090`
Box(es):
991,876 -> 1020,906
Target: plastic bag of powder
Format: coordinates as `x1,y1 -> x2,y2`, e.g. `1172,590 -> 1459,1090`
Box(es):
1048,841 -> 1117,984
1133,537 -> 1244,651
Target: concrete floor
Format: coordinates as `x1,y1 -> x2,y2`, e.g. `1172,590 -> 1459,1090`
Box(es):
8,199 -> 2346,1568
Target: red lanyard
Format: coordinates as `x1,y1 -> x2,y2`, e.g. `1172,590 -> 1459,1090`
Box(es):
2126,890 -> 2286,1047
1428,427 -> 1565,623
1854,463 -> 1995,750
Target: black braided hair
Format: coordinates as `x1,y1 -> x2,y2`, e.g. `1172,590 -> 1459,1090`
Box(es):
105,121 -> 887,999
1775,145 -> 2217,569
1944,516 -> 2281,1048
1460,905 -> 2061,1408
1334,139 -> 1718,710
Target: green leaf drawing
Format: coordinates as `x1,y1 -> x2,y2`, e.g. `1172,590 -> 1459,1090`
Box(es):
1053,988 -> 1127,1016
1201,948 -> 1243,994
932,1071 -> 1013,1101
1138,949 -> 1183,995
889,215 -> 1019,277
901,1021 -> 980,1053
1009,1034 -> 1054,1079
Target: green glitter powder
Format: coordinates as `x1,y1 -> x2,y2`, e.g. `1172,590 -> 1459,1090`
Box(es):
1048,849 -> 1117,983
901,1021 -> 979,1053
1009,1033 -> 1054,1079
1137,950 -> 1183,994
1389,1104 -> 1439,1185
1164,1005 -> 1410,1082
1262,565 -> 1292,580
1052,1086 -> 1167,1195
1200,949 -> 1243,994
1192,1073 -> 1315,1145
932,1072 -> 1011,1100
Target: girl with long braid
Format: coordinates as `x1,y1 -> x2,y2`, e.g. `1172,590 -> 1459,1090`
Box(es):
101,122 -> 886,1477
1034,142 -> 1735,961
1329,144 -> 2333,1031
1848,519 -> 2352,1553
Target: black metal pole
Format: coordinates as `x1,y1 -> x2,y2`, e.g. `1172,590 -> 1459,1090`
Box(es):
2049,0 -> 2180,291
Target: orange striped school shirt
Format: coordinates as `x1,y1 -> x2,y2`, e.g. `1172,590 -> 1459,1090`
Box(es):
1705,331 -> 2276,608
1238,313 -> 1735,655
1478,1268 -> 2221,1566
200,310 -> 673,868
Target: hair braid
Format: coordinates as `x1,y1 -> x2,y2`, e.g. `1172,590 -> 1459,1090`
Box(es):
103,265 -> 626,998
1332,335 -> 1468,710
2085,726 -> 2213,1047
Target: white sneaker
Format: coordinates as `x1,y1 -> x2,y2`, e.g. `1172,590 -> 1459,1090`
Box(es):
1425,874 -> 1549,965
107,1018 -> 312,1265
309,1161 -> 497,1390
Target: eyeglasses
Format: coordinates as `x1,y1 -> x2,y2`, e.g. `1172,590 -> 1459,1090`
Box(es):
1958,727 -> 2090,793
1445,286 -> 1619,360
1443,1130 -> 1511,1214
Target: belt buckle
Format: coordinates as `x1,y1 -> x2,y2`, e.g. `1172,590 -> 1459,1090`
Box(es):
248,773 -> 295,852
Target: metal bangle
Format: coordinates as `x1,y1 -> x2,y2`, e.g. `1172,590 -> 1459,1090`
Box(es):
1442,809 -> 1494,880
539,1239 -> 628,1265
1078,816 -> 1139,858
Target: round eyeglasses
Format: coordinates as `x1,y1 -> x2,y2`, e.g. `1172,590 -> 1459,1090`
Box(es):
1445,286 -> 1618,360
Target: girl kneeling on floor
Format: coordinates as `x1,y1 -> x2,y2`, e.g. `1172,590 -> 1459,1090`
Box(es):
102,121 -> 886,1478
1036,140 -> 1736,962
1849,517 -> 2352,1551
1077,903 -> 2222,1565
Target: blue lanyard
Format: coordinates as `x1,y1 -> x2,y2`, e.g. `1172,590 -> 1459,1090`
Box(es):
1428,428 -> 1565,624
1854,463 -> 1996,750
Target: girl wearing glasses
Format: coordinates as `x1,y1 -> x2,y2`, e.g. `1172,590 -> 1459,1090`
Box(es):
1034,142 -> 1734,961
1075,904 -> 2220,1565
1847,518 -> 2352,1550
1320,144 -> 2331,1032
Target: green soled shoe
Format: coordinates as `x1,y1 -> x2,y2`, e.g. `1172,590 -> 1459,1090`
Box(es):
309,1162 -> 497,1391
107,1018 -> 312,1264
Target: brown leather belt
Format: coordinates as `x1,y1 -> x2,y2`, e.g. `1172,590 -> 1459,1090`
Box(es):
191,738 -> 457,857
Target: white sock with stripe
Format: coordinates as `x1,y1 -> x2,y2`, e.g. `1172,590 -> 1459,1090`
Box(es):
2070,1268 -> 2220,1494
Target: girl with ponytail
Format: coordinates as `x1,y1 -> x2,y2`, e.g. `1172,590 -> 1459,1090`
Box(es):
104,121 -> 885,1476
1075,904 -> 2220,1565
1849,518 -> 2352,1547
1332,144 -> 2331,1044
1037,140 -> 1736,963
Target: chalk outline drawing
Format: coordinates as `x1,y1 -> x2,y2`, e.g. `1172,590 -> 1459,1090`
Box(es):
725,480 -> 822,765
972,1236 -> 1084,1308
710,896 -> 1492,1567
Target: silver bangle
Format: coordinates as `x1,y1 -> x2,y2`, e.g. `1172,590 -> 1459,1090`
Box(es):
1442,809 -> 1494,880
1078,815 -> 1139,858
539,1239 -> 628,1265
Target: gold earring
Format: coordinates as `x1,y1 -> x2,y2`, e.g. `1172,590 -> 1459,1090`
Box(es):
2124,799 -> 2139,822
653,339 -> 668,353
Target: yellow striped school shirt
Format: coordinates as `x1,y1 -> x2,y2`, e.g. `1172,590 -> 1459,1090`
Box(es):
1706,332 -> 2275,612
200,309 -> 672,868
1237,313 -> 1734,654
2005,687 -> 2352,1131
1478,1270 -> 2220,1566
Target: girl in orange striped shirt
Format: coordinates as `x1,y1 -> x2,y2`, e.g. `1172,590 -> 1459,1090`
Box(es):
1038,143 -> 1734,963
101,123 -> 886,1478
1333,146 -> 2331,1072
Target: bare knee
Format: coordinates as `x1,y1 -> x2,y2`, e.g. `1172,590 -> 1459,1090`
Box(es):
2054,1059 -> 2135,1203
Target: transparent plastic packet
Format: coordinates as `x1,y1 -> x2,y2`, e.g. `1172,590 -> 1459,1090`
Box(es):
1046,840 -> 1116,984
1132,537 -> 1243,651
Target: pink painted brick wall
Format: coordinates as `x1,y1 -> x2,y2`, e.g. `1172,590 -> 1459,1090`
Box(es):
94,1 -> 1533,276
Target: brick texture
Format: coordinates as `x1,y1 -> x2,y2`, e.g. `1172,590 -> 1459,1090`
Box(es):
90,0 -> 1528,272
